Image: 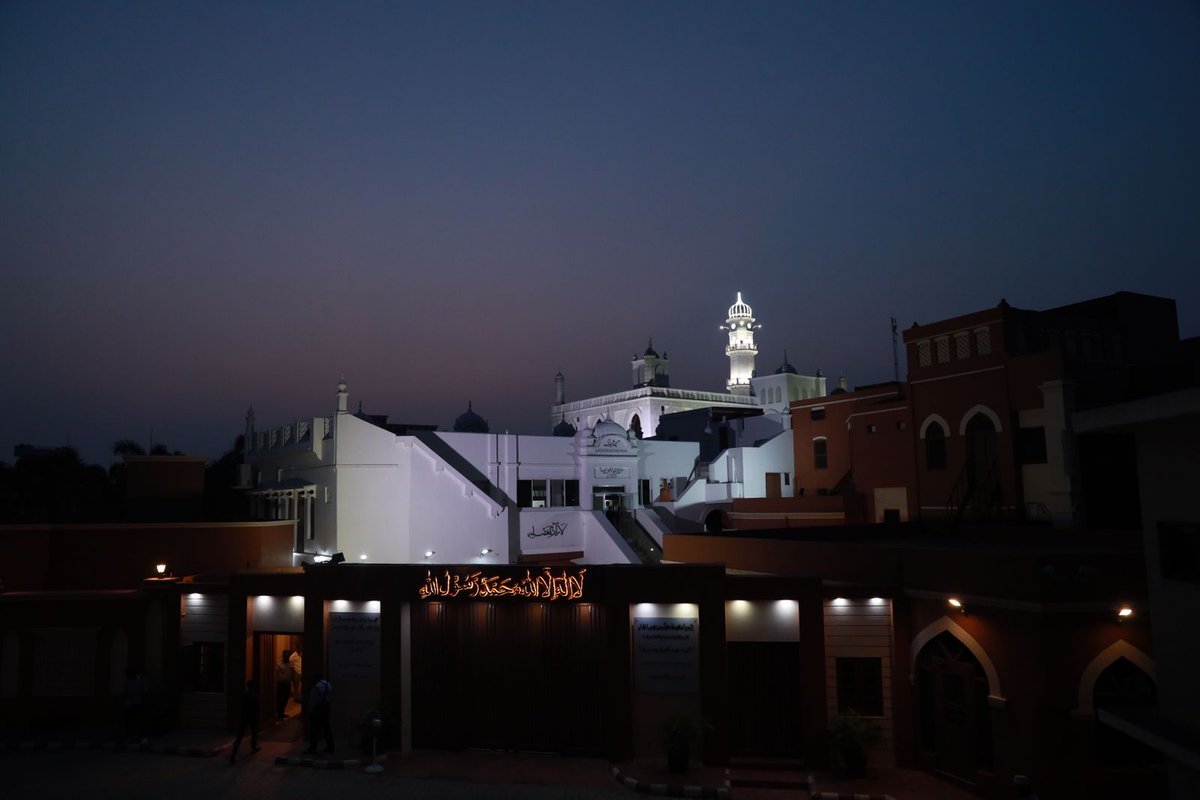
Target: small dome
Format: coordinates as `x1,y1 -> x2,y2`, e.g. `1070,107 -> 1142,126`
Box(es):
644,337 -> 658,357
453,401 -> 489,433
775,349 -> 797,374
727,291 -> 753,319
552,416 -> 575,437
592,419 -> 628,440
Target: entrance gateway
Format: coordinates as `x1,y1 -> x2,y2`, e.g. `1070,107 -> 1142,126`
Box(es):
412,565 -> 604,755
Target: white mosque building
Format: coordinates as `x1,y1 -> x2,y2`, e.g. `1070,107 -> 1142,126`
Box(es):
242,380 -> 702,567
550,292 -> 827,437
241,293 -> 836,566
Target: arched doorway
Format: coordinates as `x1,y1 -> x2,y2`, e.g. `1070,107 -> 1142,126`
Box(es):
916,632 -> 993,782
629,414 -> 643,439
704,510 -> 724,532
964,412 -> 997,488
1094,657 -> 1160,768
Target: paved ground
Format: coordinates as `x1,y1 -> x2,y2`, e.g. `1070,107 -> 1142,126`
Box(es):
1,718 -> 979,800
6,744 -> 630,800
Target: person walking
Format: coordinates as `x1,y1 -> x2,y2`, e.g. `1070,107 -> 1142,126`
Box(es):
304,673 -> 334,754
229,679 -> 261,764
274,651 -> 293,718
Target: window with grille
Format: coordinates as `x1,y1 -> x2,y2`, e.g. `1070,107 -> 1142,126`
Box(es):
975,327 -> 991,355
935,337 -> 951,363
955,333 -> 970,359
917,341 -> 931,367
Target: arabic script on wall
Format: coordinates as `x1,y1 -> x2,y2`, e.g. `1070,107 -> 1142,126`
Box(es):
418,567 -> 587,601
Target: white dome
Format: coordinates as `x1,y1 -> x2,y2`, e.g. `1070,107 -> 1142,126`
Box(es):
592,419 -> 629,439
728,291 -> 752,319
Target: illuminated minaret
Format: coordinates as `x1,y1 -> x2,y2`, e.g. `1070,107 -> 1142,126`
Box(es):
721,292 -> 760,395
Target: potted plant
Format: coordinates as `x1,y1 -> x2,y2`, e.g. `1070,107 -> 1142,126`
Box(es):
827,712 -> 883,777
660,713 -> 701,774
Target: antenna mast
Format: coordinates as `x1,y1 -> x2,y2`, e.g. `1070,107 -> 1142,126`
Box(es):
891,317 -> 900,382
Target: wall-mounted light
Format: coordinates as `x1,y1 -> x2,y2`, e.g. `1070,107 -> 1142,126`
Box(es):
155,563 -> 167,576
312,554 -> 332,564
480,547 -> 494,556
359,554 -> 368,561
831,597 -> 849,607
948,597 -> 964,613
424,550 -> 435,559
1117,606 -> 1134,621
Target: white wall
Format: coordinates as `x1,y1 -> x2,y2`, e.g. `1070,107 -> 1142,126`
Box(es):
639,440 -> 699,498
404,437 -> 508,564
335,414 -> 410,562
520,508 -> 587,556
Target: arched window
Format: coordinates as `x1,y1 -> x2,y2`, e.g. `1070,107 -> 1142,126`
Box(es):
965,412 -> 996,435
813,438 -> 828,470
925,422 -> 947,470
629,414 -> 643,439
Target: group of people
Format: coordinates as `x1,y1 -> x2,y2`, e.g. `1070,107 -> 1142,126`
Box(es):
229,643 -> 335,763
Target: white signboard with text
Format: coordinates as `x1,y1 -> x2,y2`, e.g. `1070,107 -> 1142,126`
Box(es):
633,616 -> 699,693
328,612 -> 380,682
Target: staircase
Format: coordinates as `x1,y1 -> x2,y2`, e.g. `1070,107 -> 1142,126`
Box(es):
613,511 -> 662,564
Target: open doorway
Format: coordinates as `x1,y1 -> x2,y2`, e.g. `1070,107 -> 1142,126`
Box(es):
592,486 -> 625,526
253,633 -> 305,740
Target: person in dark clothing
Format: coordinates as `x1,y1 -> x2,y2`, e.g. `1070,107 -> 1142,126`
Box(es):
304,673 -> 334,754
229,679 -> 261,764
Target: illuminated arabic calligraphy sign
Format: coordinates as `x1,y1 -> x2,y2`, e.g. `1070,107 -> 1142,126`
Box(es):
418,567 -> 587,601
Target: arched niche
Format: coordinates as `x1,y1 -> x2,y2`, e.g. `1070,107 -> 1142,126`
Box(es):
910,615 -> 1005,705
958,404 -> 1003,435
1074,640 -> 1156,718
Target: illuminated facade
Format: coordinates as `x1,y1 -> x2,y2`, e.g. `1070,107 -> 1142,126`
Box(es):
550,292 -> 827,436
242,382 -> 700,566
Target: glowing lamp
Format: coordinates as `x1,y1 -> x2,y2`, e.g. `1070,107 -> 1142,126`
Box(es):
425,550 -> 435,559
481,547 -> 493,556
948,597 -> 964,610
1117,606 -> 1134,620
155,563 -> 167,576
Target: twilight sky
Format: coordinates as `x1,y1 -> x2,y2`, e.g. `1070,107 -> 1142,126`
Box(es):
2,1 -> 1199,465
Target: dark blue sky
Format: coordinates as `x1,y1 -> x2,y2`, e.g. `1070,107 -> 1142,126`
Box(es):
2,1 -> 1198,464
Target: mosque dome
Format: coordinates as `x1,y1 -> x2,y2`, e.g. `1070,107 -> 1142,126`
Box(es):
775,350 -> 797,374
552,417 -> 576,437
452,401 -> 489,433
727,291 -> 753,319
592,419 -> 629,440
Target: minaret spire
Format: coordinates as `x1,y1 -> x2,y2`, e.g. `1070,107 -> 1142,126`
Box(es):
721,292 -> 759,395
